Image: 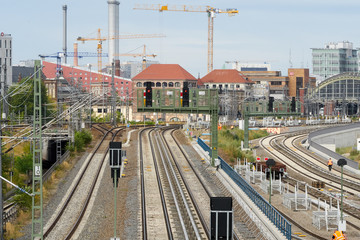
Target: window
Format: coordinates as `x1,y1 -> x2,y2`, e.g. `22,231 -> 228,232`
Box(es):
156,82 -> 161,87
9,40 -> 11,48
169,82 -> 174,87
236,85 -> 240,88
97,108 -> 102,113
103,108 -> 108,113
121,82 -> 123,84
4,40 -> 6,48
80,72 -> 82,75
0,58 -> 1,66
175,82 -> 180,87
162,82 -> 167,87
225,84 -> 228,88
75,73 -> 77,75
85,73 -> 87,75
6,49 -> 8,57
212,85 -> 216,88
85,77 -> 87,80
136,82 -> 142,87
126,82 -> 128,84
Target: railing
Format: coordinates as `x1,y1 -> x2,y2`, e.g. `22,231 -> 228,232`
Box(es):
197,137 -> 292,240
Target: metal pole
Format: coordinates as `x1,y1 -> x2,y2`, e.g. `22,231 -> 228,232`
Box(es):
341,166 -> 344,222
269,166 -> 272,204
0,65 -> 3,239
114,170 -> 117,238
88,64 -> 92,128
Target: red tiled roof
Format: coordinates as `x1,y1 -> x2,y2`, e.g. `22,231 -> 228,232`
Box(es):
199,69 -> 253,85
132,64 -> 196,80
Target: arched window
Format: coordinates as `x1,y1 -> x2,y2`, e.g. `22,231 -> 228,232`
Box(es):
175,82 -> 180,87
136,82 -> 142,87
156,82 -> 161,87
169,82 -> 174,87
143,82 -> 147,87
162,82 -> 167,87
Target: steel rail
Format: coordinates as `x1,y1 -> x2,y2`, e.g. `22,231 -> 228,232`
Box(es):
43,125 -> 122,238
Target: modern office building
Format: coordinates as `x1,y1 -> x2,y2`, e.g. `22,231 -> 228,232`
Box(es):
120,60 -> 159,79
0,32 -> 13,89
312,41 -> 358,81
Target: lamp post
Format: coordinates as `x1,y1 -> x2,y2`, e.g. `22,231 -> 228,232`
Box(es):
337,158 -> 347,231
266,159 -> 276,204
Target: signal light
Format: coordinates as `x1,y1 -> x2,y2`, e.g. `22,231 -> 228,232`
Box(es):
183,82 -> 189,107
291,97 -> 296,112
268,97 -> 274,112
145,82 -> 152,107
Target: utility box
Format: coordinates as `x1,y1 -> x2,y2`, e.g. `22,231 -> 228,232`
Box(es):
210,197 -> 233,240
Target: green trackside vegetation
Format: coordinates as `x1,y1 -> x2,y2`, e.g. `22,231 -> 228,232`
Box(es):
336,146 -> 360,166
218,126 -> 269,164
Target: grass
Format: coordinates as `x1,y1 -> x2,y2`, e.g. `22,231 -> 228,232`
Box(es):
336,146 -> 360,164
218,127 -> 269,165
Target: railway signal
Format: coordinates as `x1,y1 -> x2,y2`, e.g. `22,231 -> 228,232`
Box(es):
291,97 -> 296,112
337,158 -> 347,231
266,159 -> 276,205
268,97 -> 274,112
109,141 -> 122,240
182,82 -> 189,107
145,82 -> 152,107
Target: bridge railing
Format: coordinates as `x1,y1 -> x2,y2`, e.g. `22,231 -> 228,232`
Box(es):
197,137 -> 291,240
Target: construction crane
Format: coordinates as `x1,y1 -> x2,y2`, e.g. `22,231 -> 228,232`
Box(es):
77,28 -> 165,82
134,4 -> 238,73
115,45 -> 156,71
39,51 -> 108,77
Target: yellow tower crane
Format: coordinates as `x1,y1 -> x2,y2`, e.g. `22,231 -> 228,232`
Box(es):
115,45 -> 156,71
134,4 -> 238,73
77,28 -> 165,82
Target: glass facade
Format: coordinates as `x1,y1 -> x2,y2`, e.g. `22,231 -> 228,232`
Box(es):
315,77 -> 360,100
312,48 -> 358,79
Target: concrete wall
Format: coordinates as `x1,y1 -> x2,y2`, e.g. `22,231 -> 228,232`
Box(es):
308,123 -> 360,169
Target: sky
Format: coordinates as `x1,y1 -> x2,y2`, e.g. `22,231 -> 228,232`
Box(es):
2,0 -> 360,78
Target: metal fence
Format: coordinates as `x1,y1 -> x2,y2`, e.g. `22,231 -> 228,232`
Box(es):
197,137 -> 292,240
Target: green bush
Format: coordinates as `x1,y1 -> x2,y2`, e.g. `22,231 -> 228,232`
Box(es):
13,187 -> 32,211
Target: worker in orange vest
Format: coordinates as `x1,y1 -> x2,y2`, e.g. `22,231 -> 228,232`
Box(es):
332,230 -> 347,239
328,158 -> 333,171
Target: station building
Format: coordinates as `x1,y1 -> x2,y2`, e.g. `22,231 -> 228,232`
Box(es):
307,72 -> 360,115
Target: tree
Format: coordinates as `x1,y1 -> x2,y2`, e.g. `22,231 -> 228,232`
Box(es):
8,77 -> 54,120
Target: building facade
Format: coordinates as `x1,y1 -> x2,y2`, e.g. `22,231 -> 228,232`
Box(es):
312,41 -> 358,81
132,64 -> 197,121
42,61 -> 133,100
0,32 -> 13,91
120,60 -> 159,79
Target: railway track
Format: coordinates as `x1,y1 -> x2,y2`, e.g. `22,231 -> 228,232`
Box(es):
259,131 -> 360,238
43,125 -> 123,239
168,129 -> 264,240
